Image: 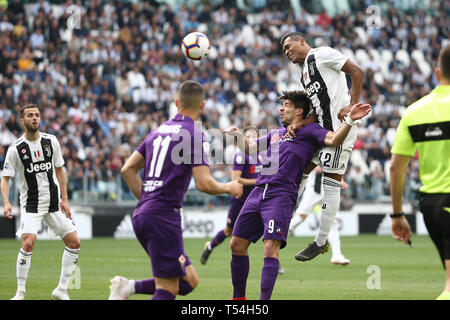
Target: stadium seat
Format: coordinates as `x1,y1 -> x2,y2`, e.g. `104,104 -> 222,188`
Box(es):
233,57 -> 246,72
373,72 -> 384,85
411,49 -> 425,63
395,49 -> 410,68
354,27 -> 368,45
381,49 -> 393,64
339,47 -> 355,63
246,92 -> 261,120
223,57 -> 233,71
368,48 -> 381,62
355,49 -> 370,66
411,49 -> 432,78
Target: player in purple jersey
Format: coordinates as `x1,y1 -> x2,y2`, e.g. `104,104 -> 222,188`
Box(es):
108,80 -> 242,300
200,127 -> 262,264
225,90 -> 371,300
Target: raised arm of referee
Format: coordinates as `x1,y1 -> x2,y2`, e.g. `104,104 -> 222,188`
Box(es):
389,44 -> 450,300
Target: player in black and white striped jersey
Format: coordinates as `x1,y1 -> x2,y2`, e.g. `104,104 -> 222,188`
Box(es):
1,104 -> 81,300
280,32 -> 364,261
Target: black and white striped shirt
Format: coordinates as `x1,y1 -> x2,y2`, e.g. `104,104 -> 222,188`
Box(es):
2,132 -> 64,213
300,46 -> 351,132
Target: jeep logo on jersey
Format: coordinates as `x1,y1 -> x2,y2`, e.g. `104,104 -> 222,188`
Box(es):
306,81 -> 322,96
26,161 -> 52,173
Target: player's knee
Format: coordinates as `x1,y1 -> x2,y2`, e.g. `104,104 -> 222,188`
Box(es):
71,238 -> 81,250
230,237 -> 247,255
21,236 -> 35,252
189,274 -> 199,290
64,232 -> 81,249
263,240 -> 281,258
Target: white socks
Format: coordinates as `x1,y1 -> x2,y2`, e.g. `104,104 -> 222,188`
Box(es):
328,219 -> 342,257
16,249 -> 32,293
314,177 -> 341,246
289,214 -> 306,232
58,247 -> 80,290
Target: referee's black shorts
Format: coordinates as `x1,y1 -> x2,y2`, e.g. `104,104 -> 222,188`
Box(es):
419,192 -> 450,269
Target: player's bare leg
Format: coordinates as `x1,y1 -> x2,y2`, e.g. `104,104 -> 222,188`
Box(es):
437,260 -> 450,300
52,231 -> 81,300
12,234 -> 36,300
261,239 -> 282,300
154,277 -> 178,300
180,264 -> 199,295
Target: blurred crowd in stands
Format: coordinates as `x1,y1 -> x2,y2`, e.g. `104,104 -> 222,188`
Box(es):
0,0 -> 448,206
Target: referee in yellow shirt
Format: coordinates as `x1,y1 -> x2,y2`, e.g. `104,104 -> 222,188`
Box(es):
390,44 -> 450,300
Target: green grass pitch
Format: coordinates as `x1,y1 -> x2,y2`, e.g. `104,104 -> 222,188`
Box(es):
0,235 -> 444,300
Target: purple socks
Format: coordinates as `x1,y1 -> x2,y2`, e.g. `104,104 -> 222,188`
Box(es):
135,278 -> 155,294
260,257 -> 279,300
210,230 -> 227,249
230,254 -> 249,299
152,289 -> 175,300
135,278 -> 193,296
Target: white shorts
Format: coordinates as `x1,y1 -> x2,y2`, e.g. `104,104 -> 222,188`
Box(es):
16,209 -> 77,239
296,176 -> 324,215
312,125 -> 357,175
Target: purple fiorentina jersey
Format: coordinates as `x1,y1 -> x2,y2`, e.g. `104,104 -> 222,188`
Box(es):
134,114 -> 209,215
232,151 -> 262,201
255,123 -> 328,197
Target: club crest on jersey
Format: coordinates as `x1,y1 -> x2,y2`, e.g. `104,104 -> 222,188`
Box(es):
43,145 -> 52,157
270,134 -> 280,144
179,254 -> 186,269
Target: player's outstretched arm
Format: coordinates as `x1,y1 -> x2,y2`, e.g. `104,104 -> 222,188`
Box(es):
193,165 -> 243,198
324,103 -> 371,146
223,126 -> 259,154
1,176 -> 13,219
121,151 -> 145,200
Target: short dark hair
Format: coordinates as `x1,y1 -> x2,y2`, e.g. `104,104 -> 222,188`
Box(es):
438,44 -> 450,80
280,32 -> 307,46
19,104 -> 40,119
278,90 -> 311,119
177,80 -> 204,109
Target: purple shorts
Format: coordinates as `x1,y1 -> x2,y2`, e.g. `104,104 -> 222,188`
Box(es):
132,210 -> 191,278
232,184 -> 296,249
227,198 -> 245,229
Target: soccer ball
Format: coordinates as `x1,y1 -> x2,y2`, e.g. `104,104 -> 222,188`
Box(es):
181,32 -> 211,61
